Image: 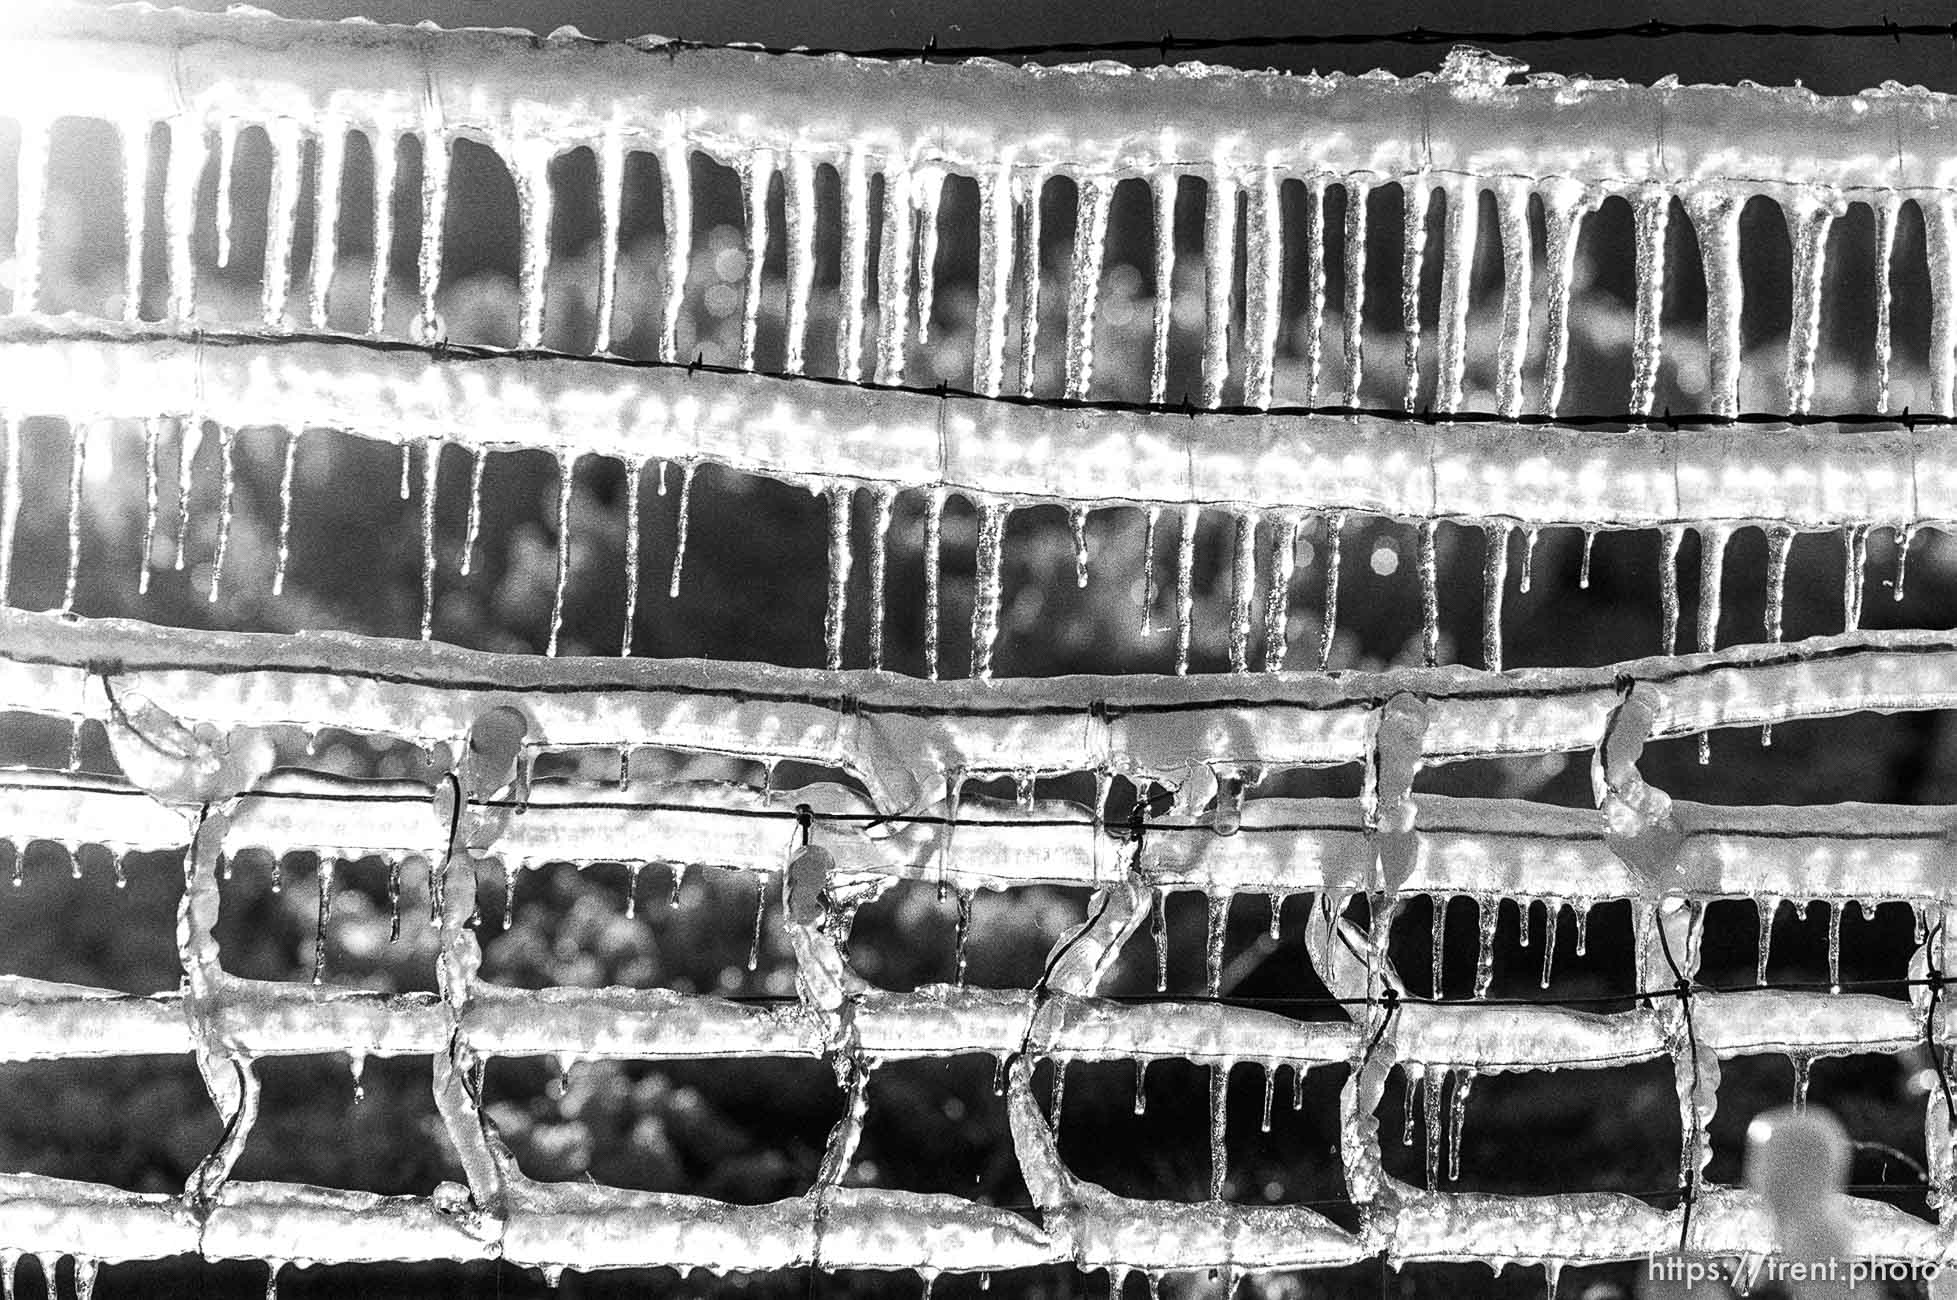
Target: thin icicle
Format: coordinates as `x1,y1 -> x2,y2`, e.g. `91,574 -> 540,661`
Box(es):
620,457 -> 642,656
1423,1065 -> 1446,1189
1792,1053 -> 1814,1110
1765,525 -> 1794,644
1785,191 -> 1844,415
273,427 -> 299,597
738,148 -> 775,370
1431,894 -> 1448,997
1402,1065 -> 1420,1147
263,119 -> 304,330
1133,1058 -> 1148,1115
309,120 -> 346,331
1659,525 -> 1685,655
972,162 -> 1014,396
1927,196 -> 1957,416
419,439 -> 440,641
970,499 -> 1009,680
174,416 -> 201,572
1065,176 -> 1113,400
784,150 -> 816,375
953,888 -> 973,985
1520,526 -> 1538,593
824,483 -> 854,671
460,447 -> 486,577
1538,180 -> 1593,417
1686,190 -> 1745,418
1241,167 -> 1283,410
1579,527 -> 1596,589
914,169 -> 945,345
547,451 -> 575,656
1153,888 -> 1169,992
1843,523 -> 1869,631
1434,178 -> 1478,414
415,126 -> 449,343
367,126 -> 396,335
1896,522 -> 1917,603
1756,896 -> 1778,986
1205,891 -> 1228,996
1419,520 -> 1440,667
1150,172 -> 1177,406
838,149 -> 872,382
1628,187 -> 1671,415
1263,514 -> 1298,671
1494,180 -> 1533,419
1229,513 -> 1257,673
1069,506 -> 1091,589
1141,506 -> 1161,635
1400,177 -> 1432,412
1474,894 -> 1499,999
1016,170 -> 1046,397
868,488 -> 893,671
658,135 -> 692,363
62,422 -> 87,614
139,417 -> 162,593
667,461 -> 695,598
1481,521 -> 1510,672
1318,511 -> 1344,672
1875,196 -> 1900,413
748,874 -> 766,971
923,489 -> 944,679
212,117 -> 240,274
1448,1068 -> 1475,1181
165,116 -> 204,322
1200,170 -> 1238,408
1259,1062 -> 1276,1132
207,426 -> 234,605
1539,898 -> 1561,989
1301,177 -> 1328,404
1208,1060 -> 1229,1200
877,164 -> 916,386
514,142 -> 554,350
313,859 -> 334,984
1174,505 -> 1200,676
1343,179 -> 1371,407
120,119 -> 149,324
1050,1059 -> 1067,1128
12,118 -> 50,314
594,125 -> 624,355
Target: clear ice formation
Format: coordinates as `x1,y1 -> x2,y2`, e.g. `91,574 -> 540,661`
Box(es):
3,4 -> 1957,1288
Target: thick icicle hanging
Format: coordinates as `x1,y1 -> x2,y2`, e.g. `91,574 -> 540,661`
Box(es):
1481,522 -> 1511,672
263,119 -> 304,330
738,148 -> 775,370
13,118 -> 50,313
1400,178 -> 1432,412
620,457 -> 642,656
824,483 -> 854,671
1301,177 -> 1328,403
414,124 -> 449,343
1208,1061 -> 1229,1200
206,426 -> 234,605
1419,520 -> 1440,667
1785,190 -> 1844,415
1494,179 -> 1533,419
970,499 -> 1008,680
1069,506 -> 1090,589
667,461 -> 695,598
1431,894 -> 1447,998
972,162 -> 1014,396
367,126 -> 396,335
838,148 -> 872,383
1241,168 -> 1283,410
876,164 -> 916,387
1342,179 -> 1371,407
1686,190 -> 1744,418
514,141 -> 554,351
913,169 -> 945,345
658,135 -> 692,363
1064,176 -> 1113,400
1659,525 -> 1685,654
1174,505 -> 1200,676
1015,170 -> 1045,397
1200,170 -> 1238,408
419,439 -> 440,641
1318,512 -> 1344,671
164,116 -> 204,323
1842,524 -> 1869,631
1434,178 -> 1478,414
868,488 -> 893,671
120,119 -> 149,324
1628,187 -> 1671,414
140,418 -> 162,594
594,126 -> 624,355
1150,173 -> 1176,405
310,119 -> 347,331
1875,196 -> 1900,413
547,451 -> 575,656
62,421 -> 87,614
1538,180 -> 1593,417
1263,514 -> 1298,671
784,150 -> 816,375
923,489 -> 944,679
1228,513 -> 1257,673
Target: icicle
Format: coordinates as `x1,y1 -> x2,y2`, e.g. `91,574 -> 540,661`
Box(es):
1269,893 -> 1284,939
657,136 -> 692,363
1208,1060 -> 1229,1200
1481,521 -> 1510,672
992,1054 -> 1008,1097
1431,894 -> 1447,998
1518,898 -> 1532,949
1174,505 -> 1200,675
824,483 -> 853,671
1764,524 -> 1793,647
11,118 -> 49,314
669,862 -> 686,908
783,150 -> 816,375
1228,512 -> 1257,673
748,874 -> 766,971
151,119 -> 197,320
1200,171 -> 1238,408
1578,527 -> 1596,590
1474,895 -> 1499,998
837,149 -> 868,381
1875,196 -> 1900,413
1293,1063 -> 1309,1110
1929,196 -> 1957,416
1153,888 -> 1169,992
1449,1068 -> 1474,1180
1343,179 -> 1371,407
397,443 -> 412,502
1150,173 -> 1176,405
1543,1260 -> 1561,1300
667,461 -> 695,598
1697,525 -> 1731,663
367,126 -> 396,334
62,421 -> 87,614
137,418 -> 163,594
1423,1065 -> 1446,1189
1519,527 -> 1538,595
1069,506 -> 1091,589
547,451 -> 575,656
1065,176 -> 1113,400
865,487 -> 893,671
408,439 -> 436,639
460,447 -> 486,578
1262,514 -> 1297,671
271,428 -> 299,597
1658,525 -> 1685,654
120,119 -> 150,324
620,457 -> 643,656
1792,1053 -> 1813,1110
1539,898 -> 1561,989
206,426 -> 235,606
923,489 -> 944,679
1493,180 -> 1533,418
1141,506 -> 1161,635
913,169 -> 945,345
1842,524 -> 1869,631
1686,190 -> 1744,418
1204,892 -> 1228,996
259,119 -> 304,330
1827,900 -> 1843,993
1755,896 -> 1778,985
174,416 -> 202,573
1785,191 -> 1843,415
1896,521 -> 1918,603
387,857 -> 401,941
1434,179 -> 1478,413
972,162 -> 1014,395
1049,1058 -> 1067,1127
1241,167 -> 1282,410
413,123 -> 451,342
1401,1065 -> 1420,1147
953,888 -> 973,984
1259,1062 -> 1276,1132
1400,178 -> 1432,412
313,858 -> 334,984
513,142 -> 554,350
1301,177 -> 1329,403
1419,520 -> 1440,667
310,120 -> 346,330
1628,187 -> 1671,415
970,499 -> 1009,680
1574,902 -> 1590,956
349,1052 -> 367,1105
594,126 -> 625,355
876,165 -> 917,386
1318,511 -> 1345,671
1538,181 -> 1593,417
73,1257 -> 96,1300
625,861 -> 642,919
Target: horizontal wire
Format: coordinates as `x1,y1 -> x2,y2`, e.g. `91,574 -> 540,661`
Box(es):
25,321 -> 1957,434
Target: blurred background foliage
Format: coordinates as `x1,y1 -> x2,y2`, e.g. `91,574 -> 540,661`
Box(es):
2,1 -> 1956,1296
